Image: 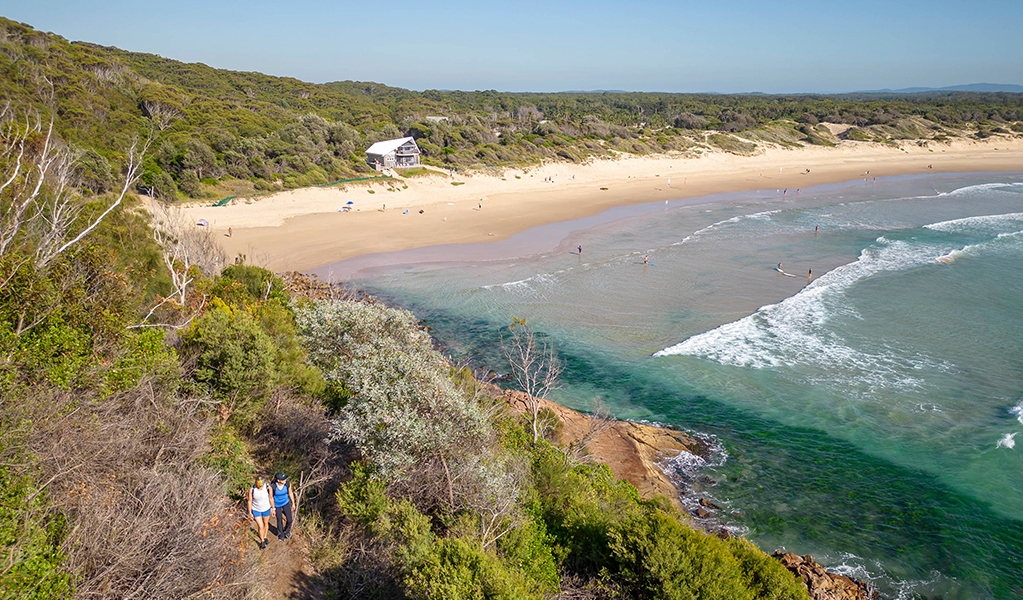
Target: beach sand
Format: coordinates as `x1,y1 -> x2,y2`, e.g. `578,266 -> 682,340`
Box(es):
181,137 -> 1023,272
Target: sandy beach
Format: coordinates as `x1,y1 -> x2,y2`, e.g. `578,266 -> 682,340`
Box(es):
181,136 -> 1023,272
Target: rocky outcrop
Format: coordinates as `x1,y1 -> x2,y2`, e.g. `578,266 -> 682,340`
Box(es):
772,552 -> 878,600
498,388 -> 708,510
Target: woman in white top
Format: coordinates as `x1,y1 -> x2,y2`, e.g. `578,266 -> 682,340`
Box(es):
247,474 -> 273,549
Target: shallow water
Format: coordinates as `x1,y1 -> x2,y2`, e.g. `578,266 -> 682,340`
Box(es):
324,172 -> 1023,599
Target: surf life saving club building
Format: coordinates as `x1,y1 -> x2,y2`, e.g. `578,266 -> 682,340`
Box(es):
365,137 -> 421,170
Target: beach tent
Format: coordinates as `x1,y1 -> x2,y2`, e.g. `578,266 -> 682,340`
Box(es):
197,219 -> 209,226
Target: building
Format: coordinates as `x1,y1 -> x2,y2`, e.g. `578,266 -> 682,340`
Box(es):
364,137 -> 421,170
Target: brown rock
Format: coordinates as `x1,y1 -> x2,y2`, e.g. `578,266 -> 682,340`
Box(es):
771,551 -> 877,600
699,497 -> 721,510
695,507 -> 712,519
496,386 -> 709,510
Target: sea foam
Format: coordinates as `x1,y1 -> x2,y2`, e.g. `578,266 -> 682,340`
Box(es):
654,236 -> 954,386
996,432 -> 1017,449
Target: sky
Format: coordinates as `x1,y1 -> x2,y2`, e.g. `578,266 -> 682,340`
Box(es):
1,0 -> 1021,94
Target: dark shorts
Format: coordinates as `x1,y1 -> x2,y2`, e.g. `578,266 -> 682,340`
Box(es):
252,508 -> 271,518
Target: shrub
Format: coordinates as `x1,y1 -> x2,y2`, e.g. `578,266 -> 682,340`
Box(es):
202,426 -> 257,498
609,510 -> 752,600
104,328 -> 181,394
728,537 -> 809,600
0,468 -> 73,600
181,303 -> 280,424
405,537 -> 539,600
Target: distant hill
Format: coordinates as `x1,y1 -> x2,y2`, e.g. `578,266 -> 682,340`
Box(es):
2,16 -> 1022,204
858,83 -> 1023,94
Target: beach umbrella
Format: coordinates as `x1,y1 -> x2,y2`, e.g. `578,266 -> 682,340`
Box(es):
197,219 -> 208,226
346,201 -> 354,205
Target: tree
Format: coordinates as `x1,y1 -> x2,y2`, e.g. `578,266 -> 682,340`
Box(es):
502,319 -> 564,444
0,103 -> 149,270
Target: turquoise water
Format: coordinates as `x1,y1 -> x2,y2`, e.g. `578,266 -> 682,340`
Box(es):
321,173 -> 1023,599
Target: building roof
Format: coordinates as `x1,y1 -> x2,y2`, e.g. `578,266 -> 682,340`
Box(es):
365,136 -> 416,156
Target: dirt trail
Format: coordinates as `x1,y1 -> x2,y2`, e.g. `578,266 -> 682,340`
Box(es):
248,518 -> 326,599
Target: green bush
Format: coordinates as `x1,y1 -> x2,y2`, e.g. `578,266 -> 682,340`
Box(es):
495,517 -> 561,596
104,328 -> 180,394
610,510 -> 752,600
0,468 -> 73,599
728,537 -> 809,600
181,303 -> 280,424
405,537 -> 539,600
202,426 -> 256,499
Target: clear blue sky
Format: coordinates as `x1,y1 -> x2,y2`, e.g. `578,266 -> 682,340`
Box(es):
2,0 -> 1021,93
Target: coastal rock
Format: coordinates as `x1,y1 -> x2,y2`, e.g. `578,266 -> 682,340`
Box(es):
497,387 -> 708,510
699,497 -> 721,510
771,552 -> 878,600
695,507 -> 713,519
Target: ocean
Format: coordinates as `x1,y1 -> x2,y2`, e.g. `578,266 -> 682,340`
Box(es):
319,172 -> 1023,599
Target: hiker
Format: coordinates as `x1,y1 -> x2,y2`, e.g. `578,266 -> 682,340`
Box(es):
272,472 -> 297,541
248,474 -> 273,549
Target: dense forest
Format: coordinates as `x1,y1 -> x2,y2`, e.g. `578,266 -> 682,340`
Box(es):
1,16 -> 1021,203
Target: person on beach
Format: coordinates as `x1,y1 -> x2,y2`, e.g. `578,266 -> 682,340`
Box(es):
248,475 -> 272,549
578,245 -> 582,255
808,268 -> 813,282
272,472 -> 297,541
228,227 -> 233,238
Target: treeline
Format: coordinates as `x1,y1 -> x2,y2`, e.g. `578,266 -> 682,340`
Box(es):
0,94 -> 814,597
2,15 -> 1023,203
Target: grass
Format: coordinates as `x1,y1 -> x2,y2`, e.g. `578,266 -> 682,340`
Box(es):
451,181 -> 465,186
398,168 -> 437,178
707,133 -> 757,155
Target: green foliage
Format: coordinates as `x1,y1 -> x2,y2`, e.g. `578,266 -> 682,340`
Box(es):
202,426 -> 256,499
3,15 -> 1018,195
494,517 -> 560,595
404,537 -> 540,600
610,510 -> 753,600
104,328 -> 180,394
181,303 -> 280,423
296,300 -> 491,478
728,537 -> 809,600
216,265 -> 287,304
0,468 -> 73,599
337,463 -> 391,527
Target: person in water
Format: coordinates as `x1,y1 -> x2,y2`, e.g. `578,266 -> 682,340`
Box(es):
777,262 -> 783,270
578,245 -> 582,255
247,475 -> 272,549
644,255 -> 649,265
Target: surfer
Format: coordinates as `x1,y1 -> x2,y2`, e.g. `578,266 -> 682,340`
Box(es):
644,255 -> 649,265
777,262 -> 783,270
